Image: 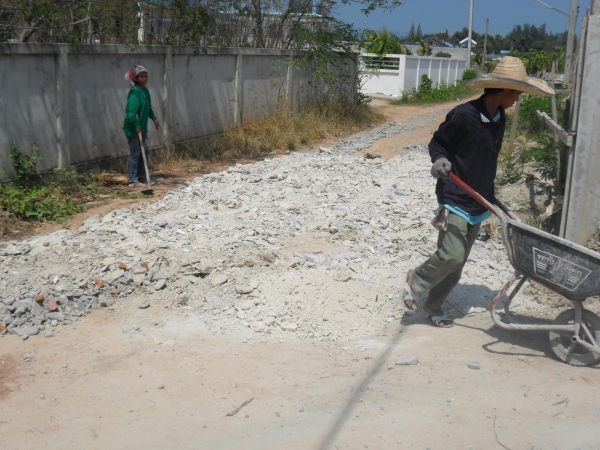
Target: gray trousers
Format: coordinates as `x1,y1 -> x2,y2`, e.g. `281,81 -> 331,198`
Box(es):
411,212 -> 480,317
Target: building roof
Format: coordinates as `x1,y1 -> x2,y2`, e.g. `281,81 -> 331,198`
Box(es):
459,37 -> 477,45
424,36 -> 454,48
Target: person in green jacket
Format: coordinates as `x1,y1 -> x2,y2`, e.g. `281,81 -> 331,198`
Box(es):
123,65 -> 160,187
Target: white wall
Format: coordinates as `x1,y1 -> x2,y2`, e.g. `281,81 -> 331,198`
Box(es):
361,54 -> 467,98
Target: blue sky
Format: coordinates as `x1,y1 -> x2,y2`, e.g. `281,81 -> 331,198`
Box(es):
333,0 -> 590,37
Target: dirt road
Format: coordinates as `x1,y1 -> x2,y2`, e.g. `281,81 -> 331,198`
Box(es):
1,98 -> 599,450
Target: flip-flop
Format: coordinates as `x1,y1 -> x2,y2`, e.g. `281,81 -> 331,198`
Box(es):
430,315 -> 454,328
402,269 -> 418,311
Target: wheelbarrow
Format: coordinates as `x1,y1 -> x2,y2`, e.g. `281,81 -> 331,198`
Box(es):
449,173 -> 600,366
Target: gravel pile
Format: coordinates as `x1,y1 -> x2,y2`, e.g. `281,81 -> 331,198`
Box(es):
0,120 -> 547,341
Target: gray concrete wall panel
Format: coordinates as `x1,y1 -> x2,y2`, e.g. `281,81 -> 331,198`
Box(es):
171,54 -> 236,141
67,54 -> 165,165
242,55 -> 289,119
0,55 -> 58,178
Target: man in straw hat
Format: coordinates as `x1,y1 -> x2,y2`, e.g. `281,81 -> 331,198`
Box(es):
402,56 -> 554,328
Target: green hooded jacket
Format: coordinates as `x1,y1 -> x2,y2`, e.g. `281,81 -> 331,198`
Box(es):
123,85 -> 157,137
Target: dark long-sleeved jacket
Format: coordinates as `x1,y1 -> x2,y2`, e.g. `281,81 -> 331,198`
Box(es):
428,95 -> 506,216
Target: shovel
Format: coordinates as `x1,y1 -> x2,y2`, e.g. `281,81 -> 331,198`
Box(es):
137,130 -> 154,195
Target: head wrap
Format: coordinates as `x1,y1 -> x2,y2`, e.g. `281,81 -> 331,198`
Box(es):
124,65 -> 148,86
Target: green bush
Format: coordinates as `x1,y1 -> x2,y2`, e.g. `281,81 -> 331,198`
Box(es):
393,79 -> 475,105
435,51 -> 451,58
462,69 -> 478,80
1,144 -> 136,223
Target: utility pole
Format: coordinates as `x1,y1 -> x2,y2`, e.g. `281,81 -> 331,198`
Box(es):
481,17 -> 489,71
467,0 -> 474,67
563,0 -> 578,85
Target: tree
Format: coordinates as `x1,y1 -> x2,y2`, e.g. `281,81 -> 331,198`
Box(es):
416,22 -> 422,37
408,22 -> 415,38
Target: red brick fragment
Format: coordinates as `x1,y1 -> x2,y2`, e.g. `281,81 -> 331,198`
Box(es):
112,289 -> 121,295
95,278 -> 104,288
141,262 -> 148,268
118,262 -> 127,270
0,324 -> 6,332
35,295 -> 45,303
46,300 -> 58,312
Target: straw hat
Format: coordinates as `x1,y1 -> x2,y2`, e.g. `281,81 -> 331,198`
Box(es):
466,56 -> 555,96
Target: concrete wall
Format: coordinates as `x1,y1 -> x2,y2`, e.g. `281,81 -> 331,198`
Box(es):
361,54 -> 467,98
562,8 -> 600,245
0,44 -> 344,179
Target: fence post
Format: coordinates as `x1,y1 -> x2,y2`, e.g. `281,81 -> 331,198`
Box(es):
286,51 -> 293,110
163,46 -> 172,151
234,51 -> 243,125
56,45 -> 70,169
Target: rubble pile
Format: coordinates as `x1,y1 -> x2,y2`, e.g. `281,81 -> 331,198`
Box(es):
1,121 -> 546,341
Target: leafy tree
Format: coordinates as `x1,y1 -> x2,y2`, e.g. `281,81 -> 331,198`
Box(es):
416,22 -> 422,38
408,22 -> 415,39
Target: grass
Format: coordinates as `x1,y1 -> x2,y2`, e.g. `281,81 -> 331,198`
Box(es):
391,81 -> 476,105
160,100 -> 385,163
0,143 -> 139,235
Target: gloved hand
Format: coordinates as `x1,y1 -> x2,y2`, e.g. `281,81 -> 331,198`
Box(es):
431,158 -> 452,179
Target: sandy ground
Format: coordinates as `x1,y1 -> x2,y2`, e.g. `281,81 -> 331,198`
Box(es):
2,98 -> 600,450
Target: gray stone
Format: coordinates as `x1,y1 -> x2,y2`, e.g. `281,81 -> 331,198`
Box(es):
280,322 -> 298,332
44,328 -> 53,338
240,300 -> 254,311
396,356 -> 418,366
153,279 -> 166,290
211,274 -> 229,286
24,353 -> 34,362
467,360 -> 481,370
235,285 -> 254,295
14,324 -> 39,337
138,300 -> 150,309
105,269 -> 125,284
152,273 -> 169,281
132,266 -> 147,275
264,316 -> 276,326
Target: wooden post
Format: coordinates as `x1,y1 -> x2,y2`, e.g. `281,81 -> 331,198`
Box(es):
481,18 -> 489,71
467,0 -> 474,67
564,0 -> 579,85
163,46 -> 172,151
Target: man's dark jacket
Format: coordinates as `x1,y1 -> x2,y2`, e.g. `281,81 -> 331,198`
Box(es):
429,95 -> 506,216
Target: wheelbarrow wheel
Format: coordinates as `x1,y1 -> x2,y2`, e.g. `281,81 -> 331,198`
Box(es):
549,309 -> 600,366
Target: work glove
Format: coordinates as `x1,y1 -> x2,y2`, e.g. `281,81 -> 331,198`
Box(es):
431,158 -> 452,179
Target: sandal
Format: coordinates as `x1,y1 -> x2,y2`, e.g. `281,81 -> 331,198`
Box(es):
402,269 -> 419,311
430,315 -> 454,328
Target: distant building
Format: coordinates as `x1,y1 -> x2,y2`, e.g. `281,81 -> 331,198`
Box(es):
423,36 -> 454,48
458,37 -> 477,48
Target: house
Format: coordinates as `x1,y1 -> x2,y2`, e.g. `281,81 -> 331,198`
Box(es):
458,37 -> 477,48
423,36 -> 454,48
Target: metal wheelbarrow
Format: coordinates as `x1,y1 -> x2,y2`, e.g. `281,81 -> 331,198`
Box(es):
449,173 -> 600,366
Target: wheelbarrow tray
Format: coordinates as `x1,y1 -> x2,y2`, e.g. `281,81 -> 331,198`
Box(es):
506,219 -> 600,301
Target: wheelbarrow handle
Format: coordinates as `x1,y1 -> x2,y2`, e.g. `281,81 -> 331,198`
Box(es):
448,173 -> 500,217
447,173 -> 521,222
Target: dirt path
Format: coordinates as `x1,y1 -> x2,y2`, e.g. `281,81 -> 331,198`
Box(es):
2,97 -> 599,450
1,305 -> 598,449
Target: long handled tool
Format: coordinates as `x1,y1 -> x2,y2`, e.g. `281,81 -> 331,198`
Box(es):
137,130 -> 154,195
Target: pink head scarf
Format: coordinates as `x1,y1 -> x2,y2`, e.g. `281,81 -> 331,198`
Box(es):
124,65 -> 148,86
